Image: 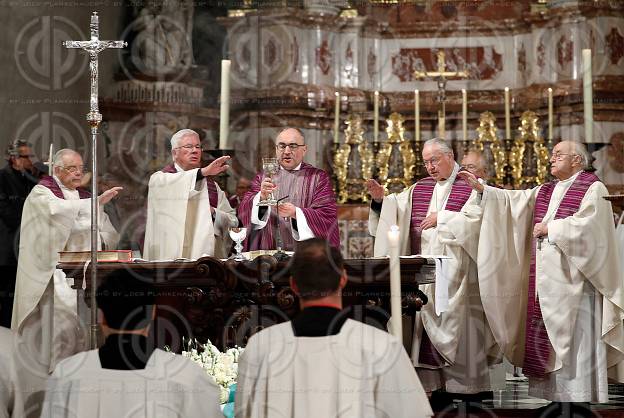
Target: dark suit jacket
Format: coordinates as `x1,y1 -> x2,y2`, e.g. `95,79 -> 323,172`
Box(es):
0,165 -> 38,265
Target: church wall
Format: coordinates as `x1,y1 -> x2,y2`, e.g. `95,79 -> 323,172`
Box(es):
0,5 -> 125,170
223,4 -> 624,189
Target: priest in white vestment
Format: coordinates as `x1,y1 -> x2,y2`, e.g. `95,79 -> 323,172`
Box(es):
41,269 -> 223,418
11,149 -> 120,415
235,238 -> 433,418
143,129 -> 237,260
367,138 -> 499,398
458,140 -> 624,408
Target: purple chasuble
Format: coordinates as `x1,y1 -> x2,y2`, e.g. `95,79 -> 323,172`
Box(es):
238,162 -> 339,251
522,171 -> 599,378
38,175 -> 91,199
411,176 -> 473,367
161,164 -> 219,209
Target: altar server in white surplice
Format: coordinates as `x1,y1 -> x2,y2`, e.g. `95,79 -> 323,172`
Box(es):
0,326 -> 27,418
11,149 -> 120,416
459,140 -> 624,412
366,138 -> 499,398
41,269 -> 223,418
143,129 -> 237,260
235,238 -> 433,418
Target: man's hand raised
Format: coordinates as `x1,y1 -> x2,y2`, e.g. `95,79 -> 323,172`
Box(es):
365,179 -> 385,203
201,156 -> 230,177
98,186 -> 123,205
456,171 -> 484,193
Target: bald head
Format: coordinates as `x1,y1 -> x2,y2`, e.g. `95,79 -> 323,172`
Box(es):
550,140 -> 589,180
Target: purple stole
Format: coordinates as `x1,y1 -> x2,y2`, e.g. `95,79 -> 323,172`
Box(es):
411,175 -> 473,367
241,163 -> 340,251
409,176 -> 473,254
161,165 -> 218,209
38,175 -> 91,199
522,171 -> 599,377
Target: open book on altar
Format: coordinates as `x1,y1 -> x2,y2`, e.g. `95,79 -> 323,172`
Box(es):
58,250 -> 132,263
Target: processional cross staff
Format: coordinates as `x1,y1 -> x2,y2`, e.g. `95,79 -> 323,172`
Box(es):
413,50 -> 468,139
63,12 -> 126,348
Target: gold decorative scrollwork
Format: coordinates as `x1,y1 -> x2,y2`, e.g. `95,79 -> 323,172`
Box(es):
376,112 -> 416,193
475,111 -> 506,185
510,111 -> 550,187
333,114 -> 374,203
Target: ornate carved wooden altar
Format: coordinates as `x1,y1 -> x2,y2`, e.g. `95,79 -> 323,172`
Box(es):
61,256 -> 435,351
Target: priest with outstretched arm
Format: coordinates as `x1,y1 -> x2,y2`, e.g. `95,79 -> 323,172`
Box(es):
367,138 -> 499,403
143,129 -> 238,260
12,148 -> 120,416
237,127 -> 339,250
458,140 -> 624,415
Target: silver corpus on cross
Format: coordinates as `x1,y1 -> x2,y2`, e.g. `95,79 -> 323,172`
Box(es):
63,12 -> 127,349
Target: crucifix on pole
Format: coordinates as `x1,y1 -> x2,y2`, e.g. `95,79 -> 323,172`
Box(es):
63,12 -> 126,349
414,50 -> 468,139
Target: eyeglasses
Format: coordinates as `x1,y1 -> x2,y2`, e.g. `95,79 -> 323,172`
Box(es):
59,165 -> 84,174
462,164 -> 478,171
276,143 -> 305,151
175,144 -> 202,151
18,154 -> 34,159
423,157 -> 442,168
551,152 -> 576,161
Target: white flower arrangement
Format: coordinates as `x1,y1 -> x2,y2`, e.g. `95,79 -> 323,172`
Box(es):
174,339 -> 244,404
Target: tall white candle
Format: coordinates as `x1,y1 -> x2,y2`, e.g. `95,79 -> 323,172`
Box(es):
219,60 -> 231,149
48,143 -> 54,175
582,49 -> 593,142
374,91 -> 379,142
334,91 -> 340,144
388,225 -> 403,342
462,89 -> 468,141
504,87 -> 511,139
415,90 -> 420,142
548,87 -> 554,141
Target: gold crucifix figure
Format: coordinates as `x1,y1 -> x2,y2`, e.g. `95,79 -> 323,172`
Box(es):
414,50 -> 469,139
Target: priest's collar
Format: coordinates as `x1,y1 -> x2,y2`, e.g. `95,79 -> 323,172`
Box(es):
559,169 -> 582,184
437,162 -> 460,184
173,162 -> 184,172
280,163 -> 302,172
53,175 -> 77,193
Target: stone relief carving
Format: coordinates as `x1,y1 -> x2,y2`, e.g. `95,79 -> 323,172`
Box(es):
131,0 -> 194,77
606,27 -> 624,65
390,47 -> 502,82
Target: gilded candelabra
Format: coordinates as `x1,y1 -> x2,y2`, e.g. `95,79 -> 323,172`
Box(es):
376,113 -> 416,193
509,111 -> 550,187
333,114 -> 374,203
474,111 -> 507,185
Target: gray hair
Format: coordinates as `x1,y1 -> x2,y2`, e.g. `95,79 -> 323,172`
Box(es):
423,138 -> 453,155
170,129 -> 199,149
53,149 -> 79,166
560,140 -> 590,169
571,141 -> 590,169
5,139 -> 31,159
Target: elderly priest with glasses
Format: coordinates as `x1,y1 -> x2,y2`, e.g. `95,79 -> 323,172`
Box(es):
12,148 -> 121,415
366,138 -> 498,405
143,129 -> 238,260
238,127 -> 339,251
458,140 -> 624,417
